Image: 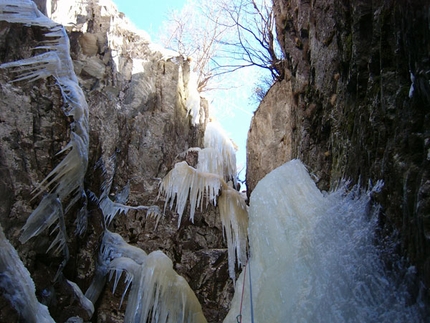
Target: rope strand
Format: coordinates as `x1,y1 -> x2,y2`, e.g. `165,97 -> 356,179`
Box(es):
237,260 -> 248,323
248,257 -> 255,323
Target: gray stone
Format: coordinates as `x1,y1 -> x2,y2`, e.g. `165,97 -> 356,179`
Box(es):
248,0 -> 430,291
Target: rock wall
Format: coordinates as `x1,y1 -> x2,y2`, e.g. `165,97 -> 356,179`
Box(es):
247,0 -> 430,292
0,1 -> 232,322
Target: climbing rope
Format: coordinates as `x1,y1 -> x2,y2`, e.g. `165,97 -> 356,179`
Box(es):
248,258 -> 255,323
236,259 -> 247,323
236,257 -> 255,323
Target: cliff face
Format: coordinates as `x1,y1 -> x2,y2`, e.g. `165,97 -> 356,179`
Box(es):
247,0 -> 430,288
0,1 -> 231,322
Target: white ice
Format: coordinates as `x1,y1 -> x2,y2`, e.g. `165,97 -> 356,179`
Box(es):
224,159 -> 426,322
0,225 -> 55,323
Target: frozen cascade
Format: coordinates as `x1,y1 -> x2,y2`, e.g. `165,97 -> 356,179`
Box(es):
224,159 -> 427,323
0,225 -> 55,323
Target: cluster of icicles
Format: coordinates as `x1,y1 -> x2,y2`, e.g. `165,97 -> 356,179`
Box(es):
0,1 -> 248,323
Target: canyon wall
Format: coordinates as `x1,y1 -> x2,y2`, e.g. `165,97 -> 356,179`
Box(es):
0,1 -> 232,322
247,0 -> 430,290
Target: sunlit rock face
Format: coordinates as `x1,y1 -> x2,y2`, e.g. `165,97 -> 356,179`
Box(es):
0,1 -> 230,322
247,0 -> 430,289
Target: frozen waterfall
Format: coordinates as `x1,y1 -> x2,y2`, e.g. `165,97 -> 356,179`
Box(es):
224,160 -> 427,323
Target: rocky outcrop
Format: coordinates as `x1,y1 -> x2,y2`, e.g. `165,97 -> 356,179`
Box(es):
0,1 -> 232,322
247,0 -> 430,292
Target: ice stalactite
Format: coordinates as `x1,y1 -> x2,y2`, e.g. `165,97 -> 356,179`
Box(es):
185,68 -> 202,125
159,162 -> 248,283
85,230 -> 148,305
88,157 -> 163,227
224,160 -> 427,322
0,0 -> 89,268
84,154 -> 204,321
0,225 -> 55,323
179,147 -> 226,179
219,184 -> 249,283
85,229 -> 207,323
159,161 -> 223,225
159,116 -> 247,283
176,121 -> 238,183
66,280 -> 94,318
109,251 -> 207,323
204,120 -> 237,185
94,188 -> 162,227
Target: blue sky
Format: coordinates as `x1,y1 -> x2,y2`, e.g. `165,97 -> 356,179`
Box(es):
115,1 -> 186,37
114,0 -> 258,184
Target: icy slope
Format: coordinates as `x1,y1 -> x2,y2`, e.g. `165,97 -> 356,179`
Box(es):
225,159 -> 426,322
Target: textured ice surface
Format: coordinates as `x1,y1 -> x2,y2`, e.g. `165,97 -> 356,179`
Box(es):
224,159 -> 426,322
66,280 -> 94,318
219,185 -> 248,283
108,251 -> 207,323
186,69 -> 202,125
159,161 -> 223,224
159,162 -> 248,281
0,225 -> 55,323
204,121 -> 237,183
88,229 -> 206,322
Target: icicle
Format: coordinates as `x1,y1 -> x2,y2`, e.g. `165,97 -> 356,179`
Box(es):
84,256 -> 108,305
115,181 -> 130,204
66,280 -> 94,318
204,121 -> 237,184
108,250 -> 207,323
159,161 -> 223,226
74,192 -> 89,236
100,230 -> 147,265
185,69 -> 201,125
92,233 -> 206,322
98,193 -> 133,226
20,194 -> 62,244
196,147 -> 225,178
0,0 -> 89,269
159,161 -> 249,283
146,205 -> 164,229
92,161 -> 162,226
96,190 -> 162,226
108,257 -> 140,308
85,230 -> 147,305
0,225 -> 55,323
218,185 -> 249,283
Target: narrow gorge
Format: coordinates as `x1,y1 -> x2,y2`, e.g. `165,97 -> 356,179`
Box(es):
0,0 -> 429,322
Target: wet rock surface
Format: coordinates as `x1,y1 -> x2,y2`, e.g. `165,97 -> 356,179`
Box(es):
247,0 -> 430,292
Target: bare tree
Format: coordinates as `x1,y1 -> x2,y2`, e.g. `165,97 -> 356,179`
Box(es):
158,0 -> 231,91
217,0 -> 284,81
158,0 -> 284,92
